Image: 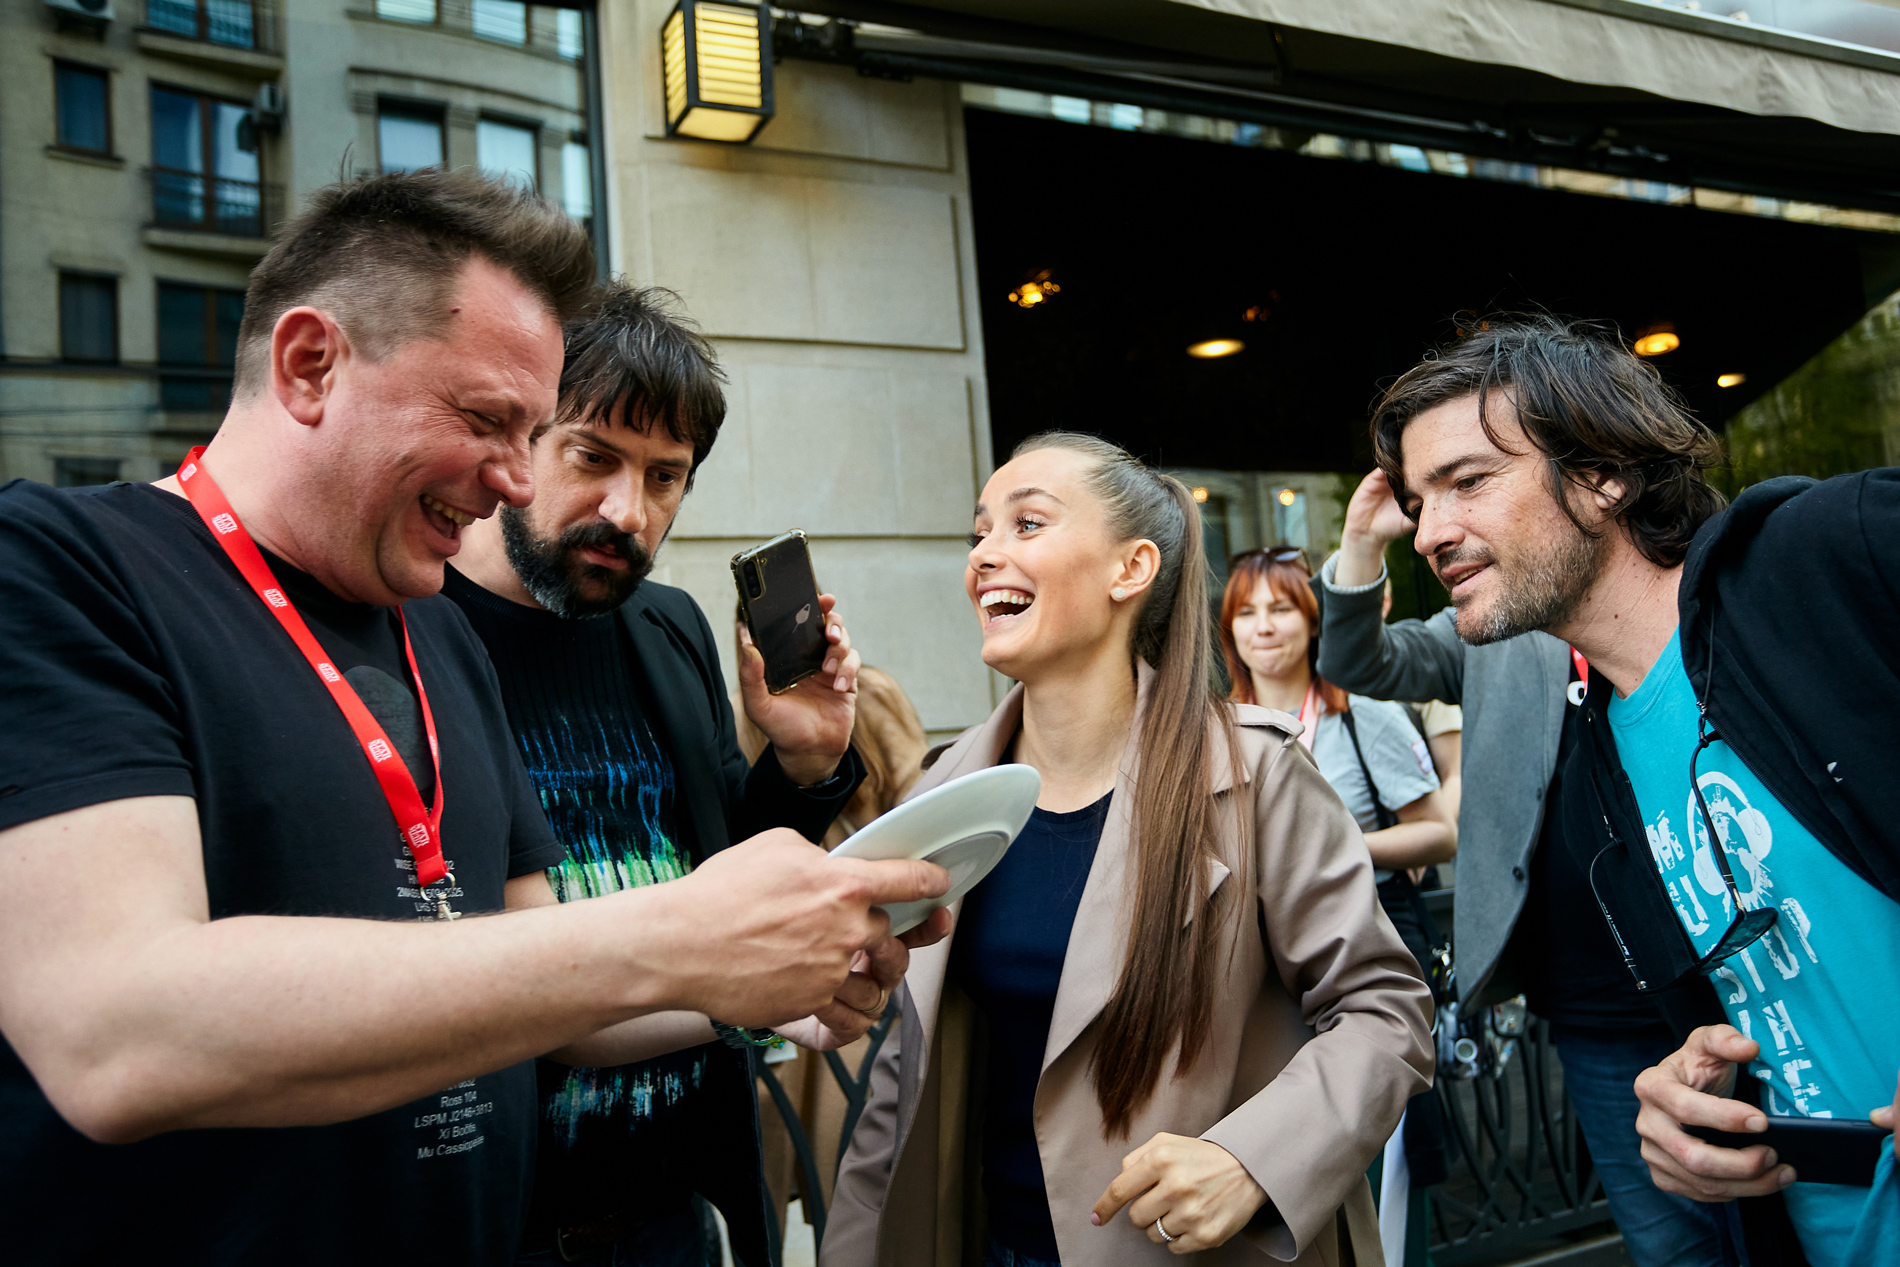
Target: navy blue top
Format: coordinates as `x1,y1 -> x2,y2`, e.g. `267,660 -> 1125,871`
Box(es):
951,791 -> 1111,1260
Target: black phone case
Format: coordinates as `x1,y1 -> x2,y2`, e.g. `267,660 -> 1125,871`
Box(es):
732,531 -> 828,695
1686,1118 -> 1891,1187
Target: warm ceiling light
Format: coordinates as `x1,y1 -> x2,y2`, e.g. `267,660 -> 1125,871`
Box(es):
1187,338 -> 1244,359
1717,372 -> 1747,388
1007,270 -> 1059,308
662,1 -> 774,144
1191,486 -> 1210,503
1278,487 -> 1298,507
1633,329 -> 1680,357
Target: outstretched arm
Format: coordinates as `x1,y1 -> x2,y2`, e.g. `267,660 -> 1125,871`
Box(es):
0,796 -> 948,1144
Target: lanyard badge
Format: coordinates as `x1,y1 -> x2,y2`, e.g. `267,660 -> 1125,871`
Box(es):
177,448 -> 457,917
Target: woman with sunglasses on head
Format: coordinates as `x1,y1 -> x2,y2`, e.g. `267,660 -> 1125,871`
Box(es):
822,434 -> 1432,1267
1221,548 -> 1457,884
1221,547 -> 1457,1261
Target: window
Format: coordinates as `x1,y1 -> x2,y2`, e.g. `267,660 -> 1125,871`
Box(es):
151,85 -> 262,236
378,105 -> 445,173
561,140 -> 591,221
375,0 -> 436,22
158,283 -> 245,411
478,119 -> 537,191
472,0 -> 527,44
554,8 -> 584,59
147,0 -> 257,49
58,272 -> 118,364
55,457 -> 123,488
54,63 -> 111,154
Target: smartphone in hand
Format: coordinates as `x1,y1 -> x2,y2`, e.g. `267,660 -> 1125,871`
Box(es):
732,531 -> 827,694
1687,1116 -> 1891,1187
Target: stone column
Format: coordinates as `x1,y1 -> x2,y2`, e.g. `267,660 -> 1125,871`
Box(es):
598,2 -> 999,738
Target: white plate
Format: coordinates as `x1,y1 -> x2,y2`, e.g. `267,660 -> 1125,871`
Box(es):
829,763 -> 1041,934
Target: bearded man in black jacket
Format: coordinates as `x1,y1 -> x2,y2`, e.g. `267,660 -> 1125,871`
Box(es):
447,282 -> 931,1267
1367,315 -> 1899,1267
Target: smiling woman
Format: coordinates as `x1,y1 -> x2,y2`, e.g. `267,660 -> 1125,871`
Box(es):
824,432 -> 1434,1267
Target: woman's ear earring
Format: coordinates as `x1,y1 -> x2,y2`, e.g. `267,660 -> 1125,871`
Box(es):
1111,587 -> 1127,601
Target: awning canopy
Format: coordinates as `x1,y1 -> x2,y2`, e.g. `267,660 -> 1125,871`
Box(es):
786,0 -> 1900,211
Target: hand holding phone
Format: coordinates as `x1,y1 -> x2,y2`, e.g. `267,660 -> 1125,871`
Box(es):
1685,1117 -> 1891,1187
732,531 -> 828,695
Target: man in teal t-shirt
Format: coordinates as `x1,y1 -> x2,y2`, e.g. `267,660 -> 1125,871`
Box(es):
1362,314 -> 1900,1265
1609,629 -> 1900,1265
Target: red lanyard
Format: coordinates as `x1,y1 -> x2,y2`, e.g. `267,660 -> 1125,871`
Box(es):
177,448 -> 450,891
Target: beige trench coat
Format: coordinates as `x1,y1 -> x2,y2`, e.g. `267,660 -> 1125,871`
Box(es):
821,673 -> 1435,1267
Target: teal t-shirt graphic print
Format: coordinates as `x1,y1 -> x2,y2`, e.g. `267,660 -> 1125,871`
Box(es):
1607,631 -> 1900,1267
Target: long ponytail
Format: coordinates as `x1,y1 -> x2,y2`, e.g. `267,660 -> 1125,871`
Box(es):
1010,432 -> 1249,1137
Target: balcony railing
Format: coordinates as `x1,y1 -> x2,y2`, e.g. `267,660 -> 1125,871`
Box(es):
145,0 -> 281,53
148,169 -> 284,240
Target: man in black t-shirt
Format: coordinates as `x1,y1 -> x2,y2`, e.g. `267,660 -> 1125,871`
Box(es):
447,283 -> 903,1266
0,171 -> 949,1266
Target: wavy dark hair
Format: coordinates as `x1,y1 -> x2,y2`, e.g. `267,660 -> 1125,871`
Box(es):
553,281 -> 727,487
1010,431 -> 1248,1139
1369,314 -> 1726,568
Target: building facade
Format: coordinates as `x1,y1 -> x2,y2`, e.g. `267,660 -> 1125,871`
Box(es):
0,0 -> 593,484
11,0 -> 1900,743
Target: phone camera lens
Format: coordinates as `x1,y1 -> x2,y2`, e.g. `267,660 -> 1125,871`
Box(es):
746,561 -> 764,599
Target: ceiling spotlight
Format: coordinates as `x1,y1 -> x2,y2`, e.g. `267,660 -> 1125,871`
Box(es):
1187,338 -> 1244,359
1191,486 -> 1211,503
1717,372 -> 1747,388
1633,325 -> 1680,357
1007,269 -> 1060,309
1278,487 -> 1298,507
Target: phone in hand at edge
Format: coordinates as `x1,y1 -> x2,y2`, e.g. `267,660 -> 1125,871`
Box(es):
1686,1116 -> 1891,1187
732,530 -> 828,695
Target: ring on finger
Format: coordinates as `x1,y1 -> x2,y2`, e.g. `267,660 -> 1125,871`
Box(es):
1155,1217 -> 1175,1244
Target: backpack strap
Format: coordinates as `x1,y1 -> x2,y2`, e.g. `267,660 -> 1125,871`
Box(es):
1338,705 -> 1399,831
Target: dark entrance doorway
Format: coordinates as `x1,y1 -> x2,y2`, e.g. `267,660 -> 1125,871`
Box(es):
966,106 -> 1896,476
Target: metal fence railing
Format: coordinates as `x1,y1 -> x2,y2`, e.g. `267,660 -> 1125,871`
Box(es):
752,1000 -> 898,1254
1429,1015 -> 1616,1264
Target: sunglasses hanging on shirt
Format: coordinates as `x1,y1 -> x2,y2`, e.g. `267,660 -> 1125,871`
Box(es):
1686,711 -> 1779,971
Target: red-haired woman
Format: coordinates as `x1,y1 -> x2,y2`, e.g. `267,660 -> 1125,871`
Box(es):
822,435 -> 1432,1267
1220,547 -> 1456,878
1221,546 -> 1457,1256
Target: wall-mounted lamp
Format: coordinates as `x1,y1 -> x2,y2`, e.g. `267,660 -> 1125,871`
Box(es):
1277,487 -> 1298,507
1187,338 -> 1243,359
1717,372 -> 1747,388
662,1 -> 774,144
1191,486 -> 1211,503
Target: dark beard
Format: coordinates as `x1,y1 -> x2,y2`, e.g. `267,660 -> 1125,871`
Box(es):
1443,517 -> 1611,646
499,507 -> 654,618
